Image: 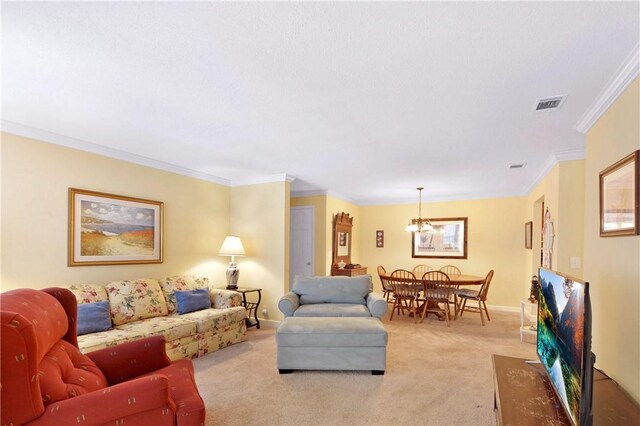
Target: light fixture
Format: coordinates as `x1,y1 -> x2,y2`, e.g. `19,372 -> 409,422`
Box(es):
218,236 -> 246,290
405,187 -> 434,233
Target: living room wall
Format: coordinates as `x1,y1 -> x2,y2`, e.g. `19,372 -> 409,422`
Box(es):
231,182 -> 289,321
358,197 -> 527,308
584,77 -> 639,402
1,133 -> 231,290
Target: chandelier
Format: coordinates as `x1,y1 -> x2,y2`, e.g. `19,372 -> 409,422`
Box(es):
405,187 -> 434,233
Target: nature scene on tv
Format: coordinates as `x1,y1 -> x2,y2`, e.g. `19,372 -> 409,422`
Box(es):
537,269 -> 585,425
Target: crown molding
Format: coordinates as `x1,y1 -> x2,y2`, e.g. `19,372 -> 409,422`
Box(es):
291,190 -> 328,198
575,42 -> 640,134
523,147 -> 586,195
1,120 -> 231,186
230,173 -> 295,187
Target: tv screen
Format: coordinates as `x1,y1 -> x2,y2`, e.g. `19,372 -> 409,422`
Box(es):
537,268 -> 593,426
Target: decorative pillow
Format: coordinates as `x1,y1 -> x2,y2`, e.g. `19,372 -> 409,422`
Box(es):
67,284 -> 109,304
175,288 -> 211,314
77,301 -> 112,335
158,275 -> 211,314
105,279 -> 168,326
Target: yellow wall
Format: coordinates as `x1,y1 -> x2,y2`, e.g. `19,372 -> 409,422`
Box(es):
359,197 -> 527,308
525,160 -> 585,290
290,195 -> 327,275
584,77 -> 639,402
1,133 -> 231,289
231,182 -> 289,321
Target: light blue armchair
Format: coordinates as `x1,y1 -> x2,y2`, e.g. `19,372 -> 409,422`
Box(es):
278,275 -> 388,318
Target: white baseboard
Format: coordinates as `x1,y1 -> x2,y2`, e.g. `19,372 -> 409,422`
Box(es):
487,304 -> 520,313
250,318 -> 280,329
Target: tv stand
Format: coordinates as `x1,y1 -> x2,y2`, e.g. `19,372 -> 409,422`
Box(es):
492,354 -> 640,425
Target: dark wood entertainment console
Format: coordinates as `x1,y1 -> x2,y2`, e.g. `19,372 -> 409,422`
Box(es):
492,354 -> 640,425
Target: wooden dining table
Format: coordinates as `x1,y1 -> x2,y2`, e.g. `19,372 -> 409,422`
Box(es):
381,273 -> 485,320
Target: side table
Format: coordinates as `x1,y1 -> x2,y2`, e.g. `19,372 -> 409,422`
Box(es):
234,287 -> 262,329
519,299 -> 537,342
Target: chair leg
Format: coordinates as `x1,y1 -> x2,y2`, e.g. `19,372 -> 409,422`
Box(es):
390,299 -> 397,321
478,301 -> 485,326
459,299 -> 467,318
444,302 -> 450,327
483,301 -> 491,321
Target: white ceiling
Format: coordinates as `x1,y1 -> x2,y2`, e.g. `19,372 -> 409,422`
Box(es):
2,2 -> 639,204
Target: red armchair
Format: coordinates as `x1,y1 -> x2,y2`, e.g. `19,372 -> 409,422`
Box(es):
1,287 -> 205,425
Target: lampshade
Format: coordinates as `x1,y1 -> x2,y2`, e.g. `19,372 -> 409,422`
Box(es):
218,236 -> 246,257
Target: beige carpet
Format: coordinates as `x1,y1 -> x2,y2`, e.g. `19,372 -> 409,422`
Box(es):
193,309 -> 536,426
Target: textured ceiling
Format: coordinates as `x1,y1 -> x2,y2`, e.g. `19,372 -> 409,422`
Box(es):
2,2 -> 639,204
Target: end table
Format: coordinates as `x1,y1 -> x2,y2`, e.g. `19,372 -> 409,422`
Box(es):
234,287 -> 262,329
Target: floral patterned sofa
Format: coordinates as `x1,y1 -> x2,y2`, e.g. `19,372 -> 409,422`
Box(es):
67,275 -> 247,360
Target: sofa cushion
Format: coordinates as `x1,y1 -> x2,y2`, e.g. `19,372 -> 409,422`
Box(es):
158,275 -> 210,314
173,306 -> 247,333
175,289 -> 211,314
68,284 -> 109,304
115,316 -> 197,342
293,303 -> 372,317
77,301 -> 112,335
77,328 -> 146,354
39,340 -> 108,405
293,275 -> 371,305
105,278 -> 168,326
276,317 -> 387,347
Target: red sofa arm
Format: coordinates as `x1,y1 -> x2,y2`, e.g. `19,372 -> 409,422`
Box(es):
28,374 -> 176,426
87,336 -> 171,385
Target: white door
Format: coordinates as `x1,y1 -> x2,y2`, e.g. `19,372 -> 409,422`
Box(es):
290,206 -> 315,285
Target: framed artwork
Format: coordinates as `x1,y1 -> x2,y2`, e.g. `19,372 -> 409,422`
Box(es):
411,217 -> 467,259
599,150 -> 639,237
525,221 -> 533,249
68,188 -> 164,266
376,230 -> 384,248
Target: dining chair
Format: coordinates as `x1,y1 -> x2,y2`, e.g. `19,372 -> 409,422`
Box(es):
420,271 -> 455,326
388,269 -> 421,322
457,270 -> 495,325
439,265 -> 462,278
377,265 -> 394,302
412,264 -> 433,278
440,265 -> 462,315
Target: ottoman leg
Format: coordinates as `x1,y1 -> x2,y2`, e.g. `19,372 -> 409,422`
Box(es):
372,370 -> 385,376
279,369 -> 293,374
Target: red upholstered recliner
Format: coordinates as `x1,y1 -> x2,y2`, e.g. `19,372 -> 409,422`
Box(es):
1,287 -> 206,425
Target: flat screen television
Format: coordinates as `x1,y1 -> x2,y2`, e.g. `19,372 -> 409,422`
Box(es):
537,268 -> 595,426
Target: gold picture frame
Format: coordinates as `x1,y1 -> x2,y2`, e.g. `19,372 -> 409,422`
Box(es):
411,217 -> 468,259
525,221 -> 533,249
599,150 -> 639,237
68,188 -> 164,266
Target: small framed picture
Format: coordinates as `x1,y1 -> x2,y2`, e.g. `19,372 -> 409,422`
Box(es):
599,150 -> 639,237
525,221 -> 533,249
376,230 -> 384,248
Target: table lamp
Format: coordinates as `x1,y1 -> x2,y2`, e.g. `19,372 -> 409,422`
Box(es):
219,236 -> 246,290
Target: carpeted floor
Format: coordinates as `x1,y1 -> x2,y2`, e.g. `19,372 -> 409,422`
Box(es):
193,309 -> 537,426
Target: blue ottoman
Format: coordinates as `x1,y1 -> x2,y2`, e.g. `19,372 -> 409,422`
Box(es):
276,316 -> 388,375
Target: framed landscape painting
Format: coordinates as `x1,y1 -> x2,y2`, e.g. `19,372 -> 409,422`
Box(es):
68,188 -> 164,266
599,150 -> 639,237
411,217 -> 468,259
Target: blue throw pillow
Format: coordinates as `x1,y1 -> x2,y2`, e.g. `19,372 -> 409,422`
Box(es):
175,288 -> 211,314
77,301 -> 112,335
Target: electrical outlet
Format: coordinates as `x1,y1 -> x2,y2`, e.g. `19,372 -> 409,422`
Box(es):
262,307 -> 268,319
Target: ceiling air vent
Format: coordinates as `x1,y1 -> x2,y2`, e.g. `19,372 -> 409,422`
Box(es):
509,163 -> 526,169
534,95 -> 567,112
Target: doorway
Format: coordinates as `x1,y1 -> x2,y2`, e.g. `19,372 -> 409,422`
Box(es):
289,206 -> 315,286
